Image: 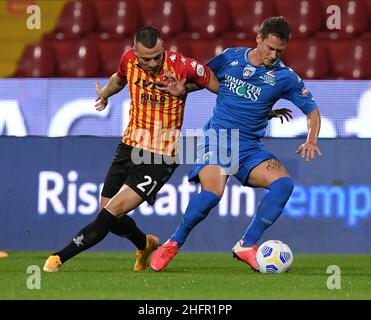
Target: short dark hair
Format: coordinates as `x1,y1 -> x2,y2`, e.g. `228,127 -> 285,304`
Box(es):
134,26 -> 161,48
259,16 -> 290,42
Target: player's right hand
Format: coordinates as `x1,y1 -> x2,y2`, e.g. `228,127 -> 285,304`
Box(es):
296,141 -> 322,161
95,81 -> 108,111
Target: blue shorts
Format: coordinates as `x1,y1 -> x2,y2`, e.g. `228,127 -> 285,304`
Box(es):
188,129 -> 276,185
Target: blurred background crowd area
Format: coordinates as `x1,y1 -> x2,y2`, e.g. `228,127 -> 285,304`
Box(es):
2,0 -> 371,79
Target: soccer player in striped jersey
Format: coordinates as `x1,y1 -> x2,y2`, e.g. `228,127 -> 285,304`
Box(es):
43,26 -> 219,272
150,17 -> 322,272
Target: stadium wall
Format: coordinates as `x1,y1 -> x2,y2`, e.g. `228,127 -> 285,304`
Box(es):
1,136 -> 370,253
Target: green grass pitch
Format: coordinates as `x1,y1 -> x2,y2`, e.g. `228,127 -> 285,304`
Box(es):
0,252 -> 370,300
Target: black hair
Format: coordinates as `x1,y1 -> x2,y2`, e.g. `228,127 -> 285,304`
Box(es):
134,26 -> 161,48
259,16 -> 290,42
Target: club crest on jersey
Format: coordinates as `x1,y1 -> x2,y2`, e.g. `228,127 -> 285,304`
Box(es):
259,70 -> 276,86
243,65 -> 256,79
301,87 -> 309,96
195,151 -> 213,164
203,151 -> 213,162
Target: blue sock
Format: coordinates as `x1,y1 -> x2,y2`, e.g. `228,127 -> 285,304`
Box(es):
242,177 -> 294,246
171,190 -> 220,247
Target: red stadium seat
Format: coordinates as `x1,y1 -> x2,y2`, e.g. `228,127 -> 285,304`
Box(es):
96,39 -> 133,77
165,38 -> 256,63
53,40 -> 100,77
187,39 -> 226,64
138,0 -> 185,40
361,32 -> 371,39
275,0 -> 322,38
181,1 -> 232,39
283,40 -> 329,79
15,43 -> 56,77
367,0 -> 371,21
221,38 -> 256,51
317,1 -> 370,39
45,1 -> 96,40
92,0 -> 140,39
164,38 -> 193,57
327,40 -> 371,79
227,0 -> 276,40
185,38 -> 257,65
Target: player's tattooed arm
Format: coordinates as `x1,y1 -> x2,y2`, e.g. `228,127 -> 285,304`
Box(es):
185,83 -> 201,94
154,70 -> 219,96
184,69 -> 219,94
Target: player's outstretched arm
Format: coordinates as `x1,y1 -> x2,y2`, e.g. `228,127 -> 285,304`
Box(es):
95,73 -> 127,111
206,71 -> 219,94
296,107 -> 322,161
155,80 -> 203,96
185,70 -> 219,94
155,70 -> 219,97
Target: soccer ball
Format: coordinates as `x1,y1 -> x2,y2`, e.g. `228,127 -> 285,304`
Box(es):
256,240 -> 293,273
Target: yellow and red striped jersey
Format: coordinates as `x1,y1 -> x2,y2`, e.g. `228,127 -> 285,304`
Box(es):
117,49 -> 210,156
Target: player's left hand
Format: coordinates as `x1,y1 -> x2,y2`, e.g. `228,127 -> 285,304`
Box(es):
155,78 -> 187,97
268,108 -> 293,123
95,81 -> 108,111
296,141 -> 322,161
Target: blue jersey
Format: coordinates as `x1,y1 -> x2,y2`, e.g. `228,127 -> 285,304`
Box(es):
205,47 -> 317,140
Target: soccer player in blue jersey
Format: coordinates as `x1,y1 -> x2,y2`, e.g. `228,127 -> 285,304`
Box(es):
150,16 -> 322,271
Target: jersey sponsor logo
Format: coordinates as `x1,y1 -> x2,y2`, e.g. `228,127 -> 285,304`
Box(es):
224,74 -> 262,101
243,64 -> 256,79
135,72 -> 175,88
140,93 -> 167,105
259,70 -> 276,86
196,64 -> 205,77
135,78 -> 156,89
